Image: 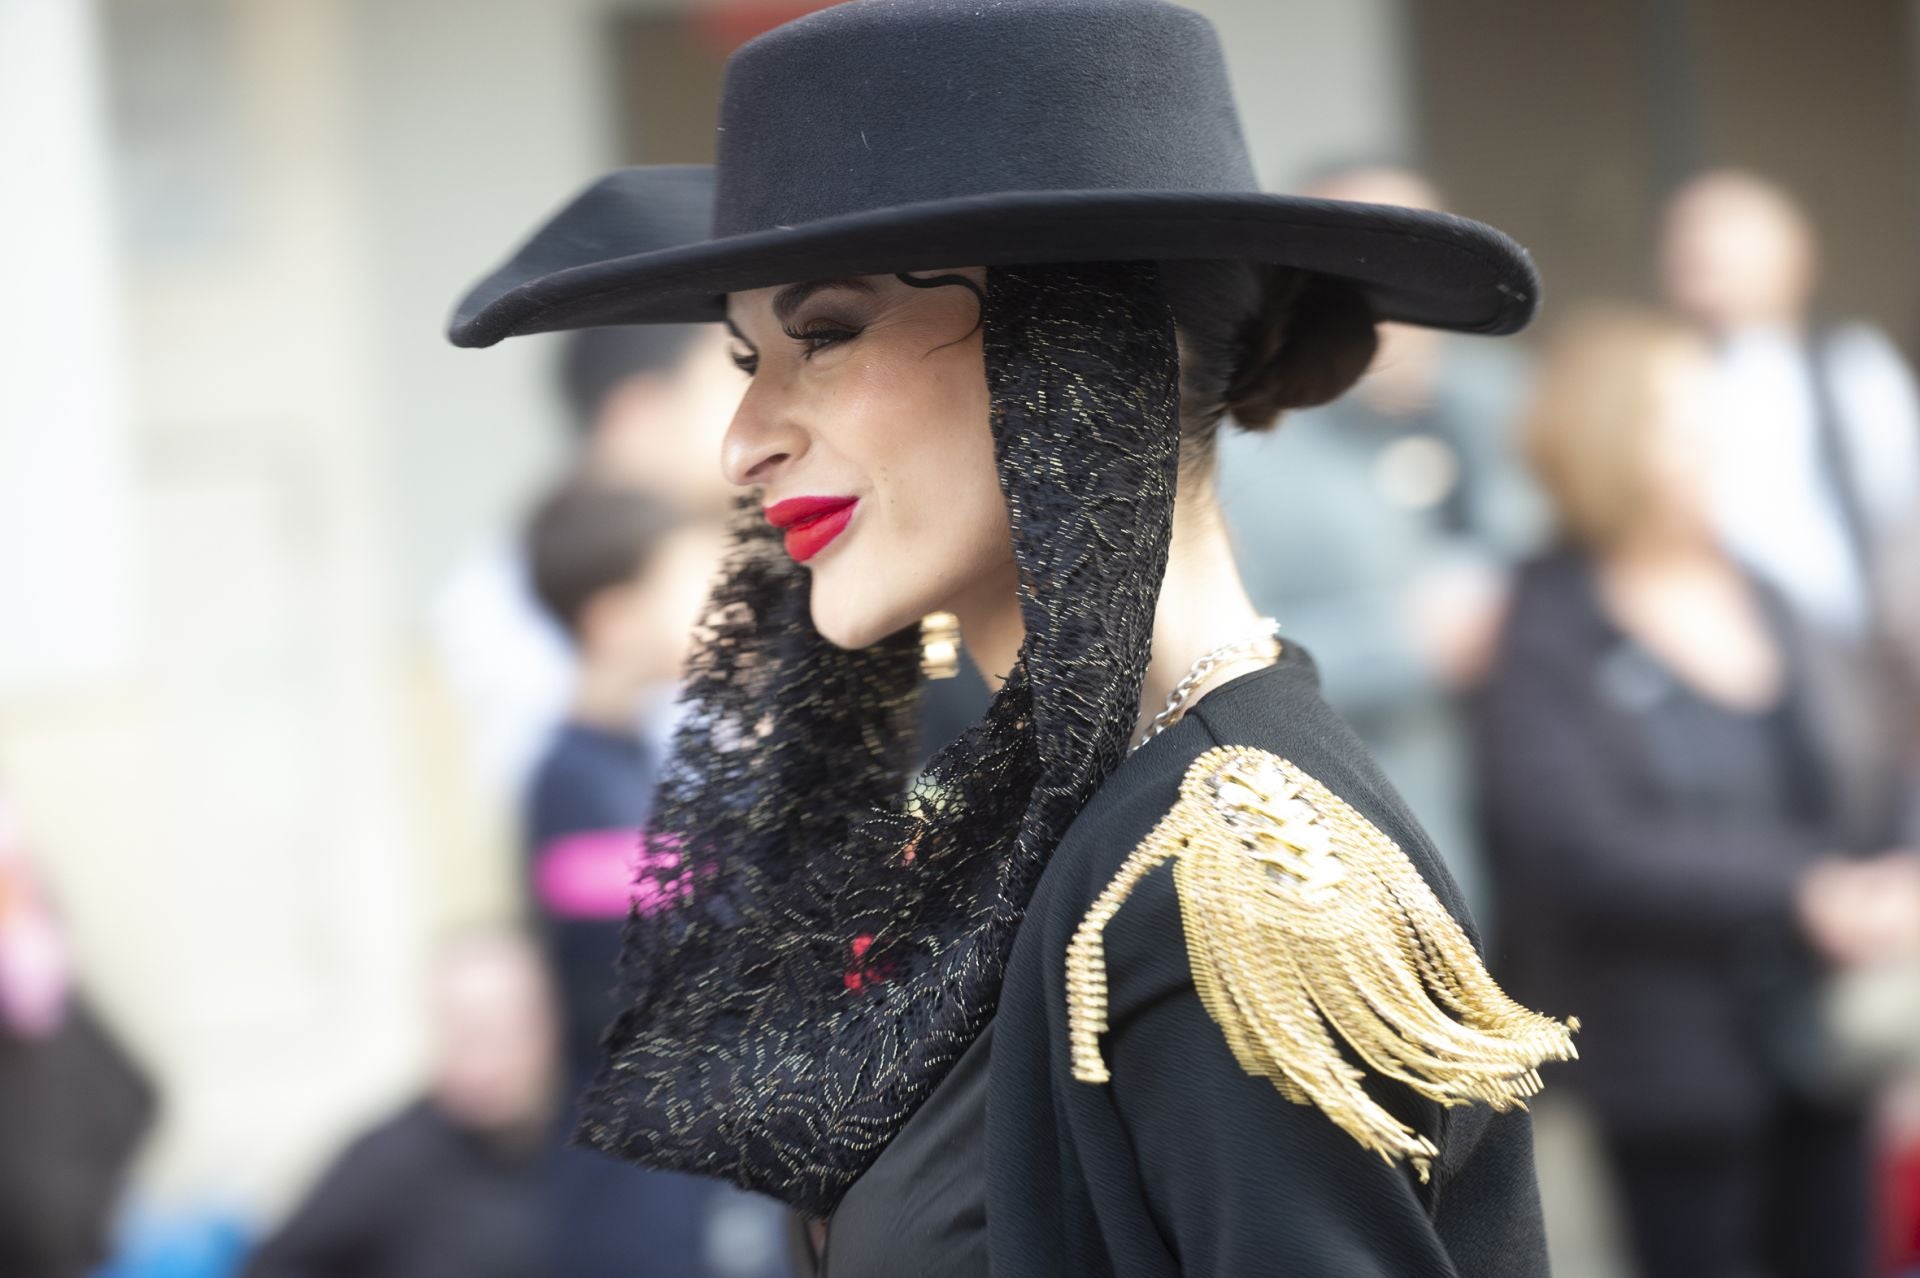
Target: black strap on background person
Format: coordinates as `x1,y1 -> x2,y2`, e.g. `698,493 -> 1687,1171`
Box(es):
1800,332 -> 1920,850
1805,329 -> 1878,614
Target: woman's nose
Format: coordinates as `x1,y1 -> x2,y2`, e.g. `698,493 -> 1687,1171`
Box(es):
721,382 -> 808,488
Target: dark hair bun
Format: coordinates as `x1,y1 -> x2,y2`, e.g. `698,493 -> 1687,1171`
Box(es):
1225,273 -> 1379,430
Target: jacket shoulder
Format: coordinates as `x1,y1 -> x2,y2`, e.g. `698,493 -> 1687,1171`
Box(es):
1045,653 -> 1577,1180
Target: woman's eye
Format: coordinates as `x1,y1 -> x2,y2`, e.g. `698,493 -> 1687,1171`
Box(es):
784,323 -> 862,359
729,346 -> 759,375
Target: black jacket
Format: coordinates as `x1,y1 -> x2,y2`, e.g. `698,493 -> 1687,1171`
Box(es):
1476,553 -> 1849,1135
983,647 -> 1551,1277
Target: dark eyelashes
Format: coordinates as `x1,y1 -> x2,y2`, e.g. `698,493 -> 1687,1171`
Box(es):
781,319 -> 863,356
730,318 -> 863,376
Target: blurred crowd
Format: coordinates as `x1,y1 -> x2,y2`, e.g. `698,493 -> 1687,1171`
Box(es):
5,135 -> 1920,1278
1223,163 -> 1920,1278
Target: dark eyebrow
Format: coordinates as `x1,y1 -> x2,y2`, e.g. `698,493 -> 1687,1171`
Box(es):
772,277 -> 876,324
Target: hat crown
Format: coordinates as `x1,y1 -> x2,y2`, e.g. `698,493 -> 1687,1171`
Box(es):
712,0 -> 1258,238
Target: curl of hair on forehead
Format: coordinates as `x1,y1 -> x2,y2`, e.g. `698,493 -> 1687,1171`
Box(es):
895,270 -> 986,354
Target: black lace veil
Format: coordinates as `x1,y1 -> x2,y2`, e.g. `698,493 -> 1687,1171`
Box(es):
576,261 -> 1182,1216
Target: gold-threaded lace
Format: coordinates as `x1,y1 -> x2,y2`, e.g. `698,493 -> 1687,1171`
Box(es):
578,262 -> 1183,1216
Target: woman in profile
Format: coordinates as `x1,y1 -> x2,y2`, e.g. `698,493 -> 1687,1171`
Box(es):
452,2 -> 1576,1273
1479,306 -> 1920,1278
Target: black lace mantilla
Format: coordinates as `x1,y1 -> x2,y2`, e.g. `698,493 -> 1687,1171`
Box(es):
576,262 -> 1182,1216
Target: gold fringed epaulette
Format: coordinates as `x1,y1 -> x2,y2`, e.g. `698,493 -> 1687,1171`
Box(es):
1066,746 -> 1578,1181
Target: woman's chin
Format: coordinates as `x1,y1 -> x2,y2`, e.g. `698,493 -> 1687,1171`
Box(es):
809,597 -> 918,652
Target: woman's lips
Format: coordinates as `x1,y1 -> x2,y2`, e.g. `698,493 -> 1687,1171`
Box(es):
764,496 -> 859,563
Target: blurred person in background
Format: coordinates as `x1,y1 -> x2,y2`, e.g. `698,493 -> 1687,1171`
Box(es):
1661,171 -> 1920,788
1215,161 -> 1543,910
242,930 -> 556,1278
522,478 -> 789,1278
0,793 -> 156,1278
557,323 -> 745,517
430,318 -> 742,803
1478,307 -> 1920,1278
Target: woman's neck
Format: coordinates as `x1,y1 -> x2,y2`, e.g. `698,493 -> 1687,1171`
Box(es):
1596,528 -> 1782,713
1602,506 -> 1722,575
570,661 -> 649,736
1139,488 -> 1269,732
953,478 -> 1269,736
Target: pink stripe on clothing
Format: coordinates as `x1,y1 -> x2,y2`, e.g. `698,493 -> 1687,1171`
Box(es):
533,830 -> 688,920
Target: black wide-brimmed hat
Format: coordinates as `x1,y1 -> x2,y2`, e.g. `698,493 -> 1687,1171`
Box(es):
450,0 -> 1540,349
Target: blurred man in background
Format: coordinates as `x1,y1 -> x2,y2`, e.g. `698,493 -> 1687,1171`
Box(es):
1215,161 -> 1544,911
1663,168 -> 1920,918
556,324 -> 743,518
1662,170 -> 1920,651
243,931 -> 556,1278
520,471 -> 787,1278
430,324 -> 742,802
1661,165 -> 1920,1278
520,478 -> 700,1077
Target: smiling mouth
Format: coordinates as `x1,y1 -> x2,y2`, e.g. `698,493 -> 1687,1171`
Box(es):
764,496 -> 859,563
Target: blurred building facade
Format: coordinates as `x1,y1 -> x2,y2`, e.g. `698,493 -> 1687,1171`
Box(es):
1416,0 -> 1920,356
1,1 -> 1917,1270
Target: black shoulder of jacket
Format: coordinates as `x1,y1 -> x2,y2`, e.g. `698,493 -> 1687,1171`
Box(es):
1036,643 -> 1575,1183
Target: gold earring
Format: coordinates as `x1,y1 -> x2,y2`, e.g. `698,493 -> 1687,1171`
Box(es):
920,612 -> 961,680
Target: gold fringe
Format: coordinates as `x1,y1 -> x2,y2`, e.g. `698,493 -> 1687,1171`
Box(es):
1066,746 -> 1578,1181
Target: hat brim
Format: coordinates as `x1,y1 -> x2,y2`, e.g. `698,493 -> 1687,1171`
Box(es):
449,182 -> 1539,348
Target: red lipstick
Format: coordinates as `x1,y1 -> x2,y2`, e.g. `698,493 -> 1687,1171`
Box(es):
764,496 -> 859,563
